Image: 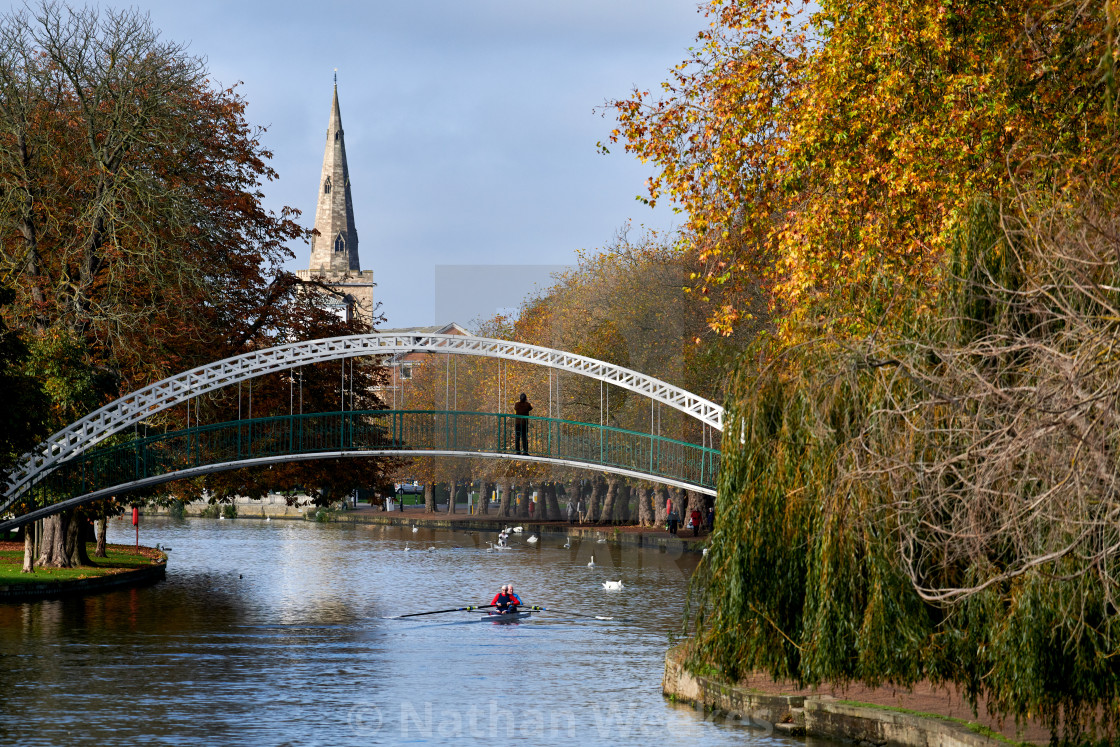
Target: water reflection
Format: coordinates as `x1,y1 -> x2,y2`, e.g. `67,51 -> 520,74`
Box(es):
0,518 -> 804,746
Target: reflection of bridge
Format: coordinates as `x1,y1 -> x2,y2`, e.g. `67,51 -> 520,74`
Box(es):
0,333 -> 725,531
1,410 -> 720,530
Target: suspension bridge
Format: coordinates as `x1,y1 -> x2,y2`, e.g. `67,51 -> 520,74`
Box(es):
0,333 -> 725,531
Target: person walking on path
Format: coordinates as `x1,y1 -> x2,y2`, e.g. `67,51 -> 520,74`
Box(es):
705,505 -> 715,533
689,508 -> 703,537
514,393 -> 533,455
667,507 -> 679,535
576,498 -> 586,525
566,499 -> 576,524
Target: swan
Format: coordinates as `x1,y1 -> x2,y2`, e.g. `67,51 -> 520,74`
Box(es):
266,516 -> 271,522
527,535 -> 538,544
412,526 -> 419,533
219,515 -> 226,520
587,555 -> 595,567
602,580 -> 624,590
428,547 -> 435,552
702,548 -> 709,557
596,537 -> 606,543
511,526 -> 524,533
404,543 -> 410,553
563,539 -> 571,549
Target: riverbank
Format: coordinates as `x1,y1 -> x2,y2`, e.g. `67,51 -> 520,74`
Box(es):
143,503 -> 710,553
662,644 -> 1048,746
0,543 -> 167,601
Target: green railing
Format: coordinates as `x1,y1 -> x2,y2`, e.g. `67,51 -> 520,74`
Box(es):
20,410 -> 720,507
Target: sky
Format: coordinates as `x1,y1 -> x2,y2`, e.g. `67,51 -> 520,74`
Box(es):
116,0 -> 706,329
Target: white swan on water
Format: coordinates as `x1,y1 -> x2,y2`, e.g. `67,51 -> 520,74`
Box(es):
587,555 -> 595,567
602,580 -> 624,591
511,526 -> 524,533
527,535 -> 538,544
412,526 -> 419,533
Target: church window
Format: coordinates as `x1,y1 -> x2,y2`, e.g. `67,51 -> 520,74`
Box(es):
335,130 -> 340,141
324,177 -> 331,194
334,232 -> 346,253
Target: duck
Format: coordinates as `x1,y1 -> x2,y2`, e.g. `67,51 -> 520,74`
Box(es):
587,555 -> 595,567
527,535 -> 538,544
602,580 -> 624,591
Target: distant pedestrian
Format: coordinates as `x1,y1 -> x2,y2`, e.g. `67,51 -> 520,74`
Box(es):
514,393 -> 533,455
566,500 -> 576,524
705,506 -> 715,533
577,498 -> 586,525
667,507 -> 679,535
689,508 -> 703,537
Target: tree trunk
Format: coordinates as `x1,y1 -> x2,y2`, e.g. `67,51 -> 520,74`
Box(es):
546,482 -> 563,521
95,514 -> 108,557
65,514 -> 92,567
587,477 -> 605,523
601,478 -> 618,524
654,486 -> 669,526
516,485 -> 531,518
21,523 -> 34,572
498,483 -> 512,517
479,481 -> 491,515
618,483 -> 632,524
685,490 -> 706,536
638,487 -> 654,527
424,482 -> 435,513
38,512 -> 71,568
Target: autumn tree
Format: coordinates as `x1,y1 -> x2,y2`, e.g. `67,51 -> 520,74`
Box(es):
0,3 -> 393,564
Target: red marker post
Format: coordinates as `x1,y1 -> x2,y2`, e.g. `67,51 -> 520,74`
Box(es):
132,506 -> 139,552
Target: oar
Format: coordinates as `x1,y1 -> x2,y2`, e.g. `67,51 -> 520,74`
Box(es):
395,604 -> 496,619
526,605 -> 623,621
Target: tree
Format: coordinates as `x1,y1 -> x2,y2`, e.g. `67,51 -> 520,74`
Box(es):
609,0 -> 1116,338
0,3 -> 394,563
677,0 -> 1120,736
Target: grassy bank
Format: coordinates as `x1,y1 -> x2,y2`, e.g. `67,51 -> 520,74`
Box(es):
0,542 -> 163,585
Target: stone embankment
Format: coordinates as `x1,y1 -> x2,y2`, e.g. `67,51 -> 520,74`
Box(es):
662,644 -> 1047,747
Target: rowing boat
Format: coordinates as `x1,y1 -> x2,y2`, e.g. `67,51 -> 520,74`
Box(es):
480,610 -> 532,623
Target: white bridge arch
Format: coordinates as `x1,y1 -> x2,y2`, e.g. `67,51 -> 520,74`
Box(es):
2,333 -> 723,513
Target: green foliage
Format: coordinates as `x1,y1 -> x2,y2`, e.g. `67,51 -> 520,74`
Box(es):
696,182 -> 1120,739
221,503 -> 237,520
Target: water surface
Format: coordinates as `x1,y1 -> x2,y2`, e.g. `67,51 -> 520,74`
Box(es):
0,517 -> 810,745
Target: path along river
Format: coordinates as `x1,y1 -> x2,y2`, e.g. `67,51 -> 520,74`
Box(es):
0,517 -> 828,746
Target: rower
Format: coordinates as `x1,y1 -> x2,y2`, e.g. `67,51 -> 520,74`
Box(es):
490,585 -> 513,612
507,583 -> 523,612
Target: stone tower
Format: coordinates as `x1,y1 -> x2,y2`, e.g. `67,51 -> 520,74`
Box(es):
297,79 -> 375,326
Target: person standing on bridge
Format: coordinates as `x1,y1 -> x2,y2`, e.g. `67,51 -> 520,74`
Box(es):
513,393 -> 533,455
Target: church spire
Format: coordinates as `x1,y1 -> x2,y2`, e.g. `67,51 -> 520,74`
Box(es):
309,76 -> 359,273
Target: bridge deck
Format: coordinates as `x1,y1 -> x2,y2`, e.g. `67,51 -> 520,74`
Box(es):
3,411 -> 719,530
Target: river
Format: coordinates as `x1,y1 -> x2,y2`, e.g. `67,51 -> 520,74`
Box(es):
0,517 -> 818,746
